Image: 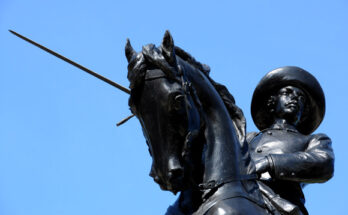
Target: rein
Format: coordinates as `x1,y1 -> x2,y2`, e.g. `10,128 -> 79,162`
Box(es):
145,67 -> 205,160
145,68 -> 257,192
198,174 -> 258,190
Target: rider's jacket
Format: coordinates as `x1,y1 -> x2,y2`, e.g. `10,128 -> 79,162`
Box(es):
247,128 -> 334,215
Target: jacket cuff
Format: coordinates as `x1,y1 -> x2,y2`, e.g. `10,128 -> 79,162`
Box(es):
266,155 -> 275,177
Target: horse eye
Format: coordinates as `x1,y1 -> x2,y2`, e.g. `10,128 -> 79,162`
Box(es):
175,94 -> 184,101
173,94 -> 185,110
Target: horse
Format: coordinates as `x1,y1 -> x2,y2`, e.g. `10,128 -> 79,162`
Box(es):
125,31 -> 272,215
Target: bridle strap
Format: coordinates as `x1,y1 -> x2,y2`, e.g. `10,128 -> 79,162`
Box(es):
144,68 -> 256,192
198,174 -> 258,190
144,69 -> 168,80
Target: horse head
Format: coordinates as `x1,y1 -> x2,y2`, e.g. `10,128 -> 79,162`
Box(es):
126,31 -> 203,193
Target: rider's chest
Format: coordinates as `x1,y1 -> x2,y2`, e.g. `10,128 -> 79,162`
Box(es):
250,129 -> 310,155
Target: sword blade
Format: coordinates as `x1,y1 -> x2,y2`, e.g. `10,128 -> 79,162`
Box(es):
9,30 -> 130,94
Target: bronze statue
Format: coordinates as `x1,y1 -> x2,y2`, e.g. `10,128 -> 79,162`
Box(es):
125,31 -> 272,214
248,66 -> 334,215
10,30 -> 334,215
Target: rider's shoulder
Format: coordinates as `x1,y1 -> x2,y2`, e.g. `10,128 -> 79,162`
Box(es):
246,132 -> 259,144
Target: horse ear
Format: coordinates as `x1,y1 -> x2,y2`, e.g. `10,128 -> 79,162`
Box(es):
161,30 -> 176,66
125,38 -> 137,62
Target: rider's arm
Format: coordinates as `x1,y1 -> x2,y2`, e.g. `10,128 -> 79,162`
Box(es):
268,133 -> 334,183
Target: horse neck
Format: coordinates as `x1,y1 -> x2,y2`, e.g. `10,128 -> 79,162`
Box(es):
201,104 -> 243,183
186,70 -> 243,184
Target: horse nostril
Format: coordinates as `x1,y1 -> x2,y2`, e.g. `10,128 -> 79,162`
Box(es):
168,157 -> 184,182
153,175 -> 161,184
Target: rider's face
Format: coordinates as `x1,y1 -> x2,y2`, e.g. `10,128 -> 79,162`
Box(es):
274,86 -> 306,124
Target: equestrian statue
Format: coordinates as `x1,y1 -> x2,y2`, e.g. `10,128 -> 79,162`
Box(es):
10,30 -> 334,215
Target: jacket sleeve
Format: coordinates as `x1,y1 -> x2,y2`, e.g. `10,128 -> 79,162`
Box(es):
268,133 -> 334,183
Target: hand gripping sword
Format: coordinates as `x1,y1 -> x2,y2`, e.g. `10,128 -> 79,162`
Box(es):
9,30 -> 134,126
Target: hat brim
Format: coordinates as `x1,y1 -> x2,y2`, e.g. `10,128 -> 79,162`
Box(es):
251,66 -> 325,135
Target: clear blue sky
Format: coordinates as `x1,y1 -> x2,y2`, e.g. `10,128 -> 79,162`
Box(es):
1,0 -> 347,214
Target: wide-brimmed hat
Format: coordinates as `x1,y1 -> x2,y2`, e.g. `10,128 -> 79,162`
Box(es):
251,66 -> 325,135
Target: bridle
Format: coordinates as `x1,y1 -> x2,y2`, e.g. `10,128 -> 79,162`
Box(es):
144,65 -> 205,161
142,64 -> 258,192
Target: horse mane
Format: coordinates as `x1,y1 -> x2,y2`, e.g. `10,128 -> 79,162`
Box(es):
174,46 -> 246,142
174,46 -> 211,76
127,43 -> 246,142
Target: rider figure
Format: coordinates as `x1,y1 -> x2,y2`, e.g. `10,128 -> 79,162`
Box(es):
247,66 -> 334,215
